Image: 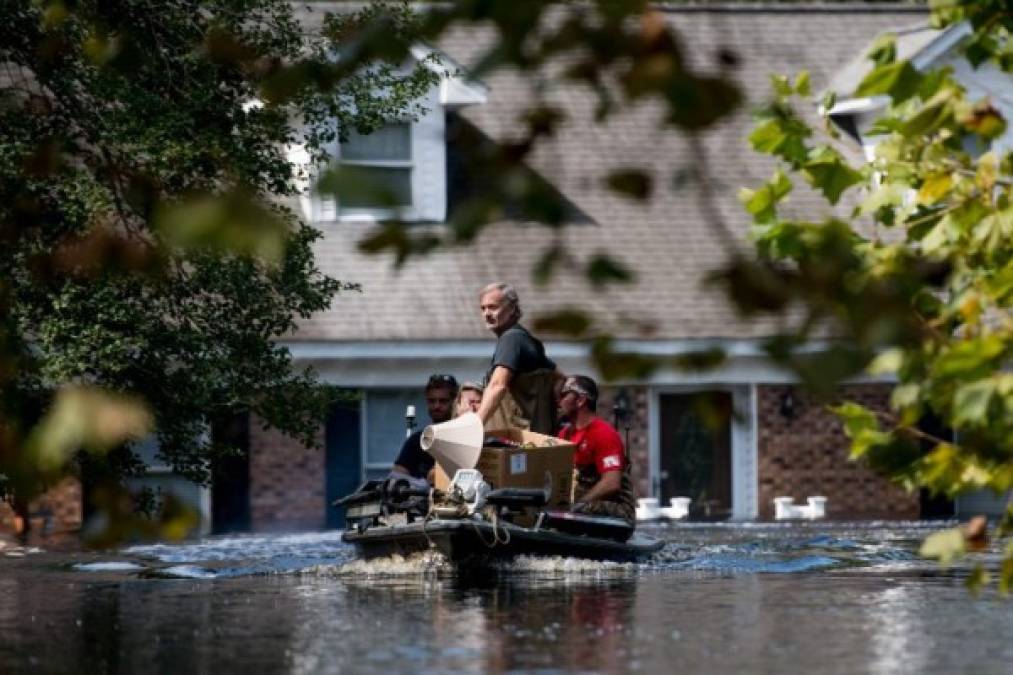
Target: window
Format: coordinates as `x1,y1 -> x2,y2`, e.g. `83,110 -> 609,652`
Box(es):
328,122 -> 413,217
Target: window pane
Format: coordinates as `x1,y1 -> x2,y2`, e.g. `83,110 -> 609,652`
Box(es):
341,123 -> 411,161
340,166 -> 412,209
364,390 -> 428,478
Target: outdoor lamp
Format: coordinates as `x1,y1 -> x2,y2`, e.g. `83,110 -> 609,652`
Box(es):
613,390 -> 630,429
779,388 -> 796,422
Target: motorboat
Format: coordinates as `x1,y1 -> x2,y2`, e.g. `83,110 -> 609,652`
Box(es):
336,471 -> 665,566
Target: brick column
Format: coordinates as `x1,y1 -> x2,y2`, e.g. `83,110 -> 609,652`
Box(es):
757,384 -> 919,520
248,417 -> 326,531
597,385 -> 650,498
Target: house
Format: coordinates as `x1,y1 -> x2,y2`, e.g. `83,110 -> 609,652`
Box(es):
8,3 -> 1007,539
235,1 -> 975,533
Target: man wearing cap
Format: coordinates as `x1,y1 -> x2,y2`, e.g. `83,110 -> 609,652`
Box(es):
557,375 -> 637,526
392,374 -> 458,482
475,282 -> 561,434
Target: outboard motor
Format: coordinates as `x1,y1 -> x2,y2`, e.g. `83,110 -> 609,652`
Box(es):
333,475 -> 433,532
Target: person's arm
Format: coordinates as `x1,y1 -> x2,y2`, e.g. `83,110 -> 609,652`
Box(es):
391,433 -> 419,477
477,365 -> 512,425
573,471 -> 621,505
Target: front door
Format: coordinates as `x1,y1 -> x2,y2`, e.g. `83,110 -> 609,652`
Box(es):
326,396 -> 362,528
659,392 -> 733,520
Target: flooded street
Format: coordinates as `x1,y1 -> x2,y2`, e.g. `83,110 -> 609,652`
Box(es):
2,523 -> 1011,674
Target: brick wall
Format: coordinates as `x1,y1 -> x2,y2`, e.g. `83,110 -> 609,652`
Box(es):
596,385 -> 650,498
0,476 -> 82,541
757,384 -> 919,520
248,417 -> 326,531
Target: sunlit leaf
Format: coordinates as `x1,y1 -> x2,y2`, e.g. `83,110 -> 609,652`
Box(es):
959,99 -> 1007,139
953,378 -> 996,428
26,386 -> 153,472
855,59 -> 923,103
154,192 -> 288,264
919,527 -> 966,565
739,170 -> 792,223
794,71 -> 811,96
867,348 -> 904,375
916,173 -> 954,205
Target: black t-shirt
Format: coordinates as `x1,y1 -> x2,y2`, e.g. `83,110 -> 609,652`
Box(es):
394,429 -> 434,479
489,325 -> 556,377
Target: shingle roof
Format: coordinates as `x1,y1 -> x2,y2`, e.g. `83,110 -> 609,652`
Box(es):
293,3 -> 928,342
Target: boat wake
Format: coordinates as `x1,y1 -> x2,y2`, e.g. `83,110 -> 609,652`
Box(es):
71,523 -> 929,580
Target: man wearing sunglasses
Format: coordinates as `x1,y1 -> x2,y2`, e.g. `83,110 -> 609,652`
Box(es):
476,282 -> 561,434
392,374 -> 459,483
558,375 -> 636,526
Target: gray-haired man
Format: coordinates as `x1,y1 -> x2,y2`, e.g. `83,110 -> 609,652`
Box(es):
475,282 -> 562,434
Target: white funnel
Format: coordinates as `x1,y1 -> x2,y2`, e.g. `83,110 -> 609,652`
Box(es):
420,412 -> 484,479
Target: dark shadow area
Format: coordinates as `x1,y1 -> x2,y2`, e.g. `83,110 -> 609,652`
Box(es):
211,412 -> 251,534
918,413 -> 955,519
326,394 -> 362,529
446,111 -> 596,228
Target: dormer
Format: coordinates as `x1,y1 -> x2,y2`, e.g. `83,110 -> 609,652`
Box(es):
302,45 -> 486,224
825,21 -> 1013,158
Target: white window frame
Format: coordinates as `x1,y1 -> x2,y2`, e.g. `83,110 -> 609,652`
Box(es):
325,121 -> 416,223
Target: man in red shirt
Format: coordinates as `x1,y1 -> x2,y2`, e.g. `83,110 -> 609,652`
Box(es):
557,375 -> 636,526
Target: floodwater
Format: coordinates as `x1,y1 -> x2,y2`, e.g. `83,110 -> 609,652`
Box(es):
2,522 -> 1011,674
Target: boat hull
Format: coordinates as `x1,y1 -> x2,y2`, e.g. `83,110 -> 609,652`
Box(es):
342,519 -> 665,564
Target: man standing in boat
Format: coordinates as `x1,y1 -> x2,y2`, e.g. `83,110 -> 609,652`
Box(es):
475,282 -> 562,434
392,374 -> 458,482
557,375 -> 637,526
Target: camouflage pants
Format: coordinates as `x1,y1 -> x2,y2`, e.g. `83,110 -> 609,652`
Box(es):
572,472 -> 636,527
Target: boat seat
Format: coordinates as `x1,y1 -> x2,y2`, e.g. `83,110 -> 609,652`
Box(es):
540,510 -> 634,542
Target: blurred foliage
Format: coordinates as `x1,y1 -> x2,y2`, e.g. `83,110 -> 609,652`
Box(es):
730,0 -> 1013,592
0,0 -> 434,543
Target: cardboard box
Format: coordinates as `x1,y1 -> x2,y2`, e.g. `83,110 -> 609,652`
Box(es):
434,428 -> 574,508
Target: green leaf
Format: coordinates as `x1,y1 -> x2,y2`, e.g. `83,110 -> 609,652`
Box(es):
890,383 -> 922,410
605,169 -> 653,201
932,336 -> 1005,380
533,244 -> 565,286
590,337 -> 659,381
26,387 -> 153,472
867,348 -> 903,375
965,564 -> 990,596
855,60 -> 923,104
532,309 -> 593,338
672,348 -> 727,372
794,71 -> 811,96
748,115 -> 810,166
833,401 -> 879,436
802,149 -> 863,204
770,74 -> 793,98
867,33 -> 897,67
585,254 -> 634,288
154,192 -> 289,264
916,173 -> 954,205
739,170 -> 792,222
953,378 -> 997,428
920,527 -> 966,565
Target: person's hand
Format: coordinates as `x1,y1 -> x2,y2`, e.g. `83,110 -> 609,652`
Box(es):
570,501 -> 587,514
